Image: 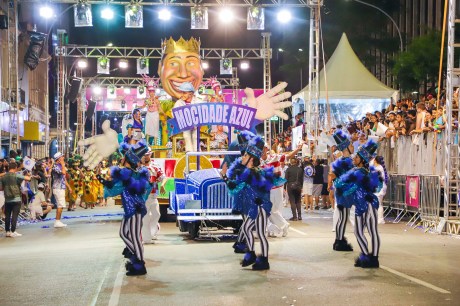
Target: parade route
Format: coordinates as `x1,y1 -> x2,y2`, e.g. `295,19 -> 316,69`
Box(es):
1,207 -> 459,306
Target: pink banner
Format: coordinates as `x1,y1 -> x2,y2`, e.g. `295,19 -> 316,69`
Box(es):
405,176 -> 420,208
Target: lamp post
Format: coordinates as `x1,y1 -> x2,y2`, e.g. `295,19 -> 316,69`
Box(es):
350,0 -> 403,52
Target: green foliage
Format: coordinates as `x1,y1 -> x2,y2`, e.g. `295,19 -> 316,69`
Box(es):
392,31 -> 445,92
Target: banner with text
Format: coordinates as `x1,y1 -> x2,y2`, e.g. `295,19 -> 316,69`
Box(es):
168,103 -> 260,135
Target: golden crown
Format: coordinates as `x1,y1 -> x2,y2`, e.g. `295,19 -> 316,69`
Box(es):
161,36 -> 201,55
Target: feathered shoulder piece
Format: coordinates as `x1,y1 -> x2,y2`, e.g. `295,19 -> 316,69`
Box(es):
110,166 -> 133,183
341,167 -> 381,194
227,157 -> 246,180
331,156 -> 353,177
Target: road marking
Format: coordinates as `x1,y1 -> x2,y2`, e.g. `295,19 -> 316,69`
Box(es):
109,262 -> 125,306
90,264 -> 110,306
380,265 -> 451,294
289,227 -> 308,236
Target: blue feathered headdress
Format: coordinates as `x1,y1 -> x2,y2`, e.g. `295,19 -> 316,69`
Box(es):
333,130 -> 351,151
119,139 -> 149,168
357,139 -> 378,163
237,130 -> 255,155
245,135 -> 265,159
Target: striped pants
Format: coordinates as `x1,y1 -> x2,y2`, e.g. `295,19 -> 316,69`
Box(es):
242,206 -> 269,257
335,206 -> 350,240
236,215 -> 248,243
354,205 -> 380,257
120,213 -> 144,261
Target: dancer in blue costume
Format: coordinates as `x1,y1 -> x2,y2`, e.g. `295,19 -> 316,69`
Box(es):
98,140 -> 151,276
222,130 -> 255,254
222,134 -> 285,270
335,139 -> 382,268
329,130 -> 355,251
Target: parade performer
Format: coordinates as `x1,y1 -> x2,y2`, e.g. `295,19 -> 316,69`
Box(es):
335,140 -> 382,268
329,130 -> 355,251
370,156 -> 388,224
99,160 -> 111,207
263,142 -> 303,237
210,79 -> 224,103
222,130 -> 254,254
82,168 -> 98,209
124,109 -> 144,145
67,159 -> 84,210
98,140 -> 151,276
144,92 -> 161,145
222,135 -> 286,270
141,150 -> 166,244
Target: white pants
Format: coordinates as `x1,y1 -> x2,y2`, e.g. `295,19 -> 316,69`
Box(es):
174,99 -> 199,152
142,194 -> 161,241
29,204 -> 43,219
267,187 -> 289,236
376,194 -> 385,224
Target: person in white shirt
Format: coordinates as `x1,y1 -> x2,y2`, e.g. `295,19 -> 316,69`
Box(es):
29,183 -> 52,220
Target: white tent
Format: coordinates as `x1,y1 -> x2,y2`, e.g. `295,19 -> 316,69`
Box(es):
292,33 -> 398,126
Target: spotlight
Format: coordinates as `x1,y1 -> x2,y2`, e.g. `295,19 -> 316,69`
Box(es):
97,57 -> 110,74
92,86 -> 102,95
119,59 -> 128,69
123,87 -> 131,94
39,5 -> 54,19
125,3 -> 143,28
277,10 -> 291,23
107,85 -> 116,99
107,42 -> 113,47
201,61 -> 209,70
74,3 -> 92,27
77,58 -> 88,69
136,57 -> 149,74
278,48 -> 284,52
299,48 -> 303,52
158,8 -> 171,21
121,100 -> 126,109
219,8 -> 234,23
240,61 -> 250,70
101,6 -> 114,20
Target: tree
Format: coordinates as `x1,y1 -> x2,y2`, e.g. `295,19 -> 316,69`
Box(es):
392,31 -> 445,93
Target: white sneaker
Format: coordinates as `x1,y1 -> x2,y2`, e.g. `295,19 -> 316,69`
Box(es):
54,220 -> 67,228
11,232 -> 22,237
282,224 -> 289,237
6,231 -> 12,237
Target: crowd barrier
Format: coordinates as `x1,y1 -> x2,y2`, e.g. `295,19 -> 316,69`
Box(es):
383,174 -> 442,232
376,133 -> 445,176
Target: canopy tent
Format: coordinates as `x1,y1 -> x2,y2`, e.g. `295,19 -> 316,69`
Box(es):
292,33 -> 398,126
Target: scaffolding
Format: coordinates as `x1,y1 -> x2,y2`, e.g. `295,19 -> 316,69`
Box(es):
7,0 -> 19,151
444,0 -> 460,235
55,30 -> 67,156
306,0 -> 322,137
262,32 -> 272,146
58,34 -> 272,147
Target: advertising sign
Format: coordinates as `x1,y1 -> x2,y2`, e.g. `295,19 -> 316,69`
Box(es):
405,176 -> 420,208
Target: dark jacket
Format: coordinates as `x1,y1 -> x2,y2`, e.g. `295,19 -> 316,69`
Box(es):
284,165 -> 303,187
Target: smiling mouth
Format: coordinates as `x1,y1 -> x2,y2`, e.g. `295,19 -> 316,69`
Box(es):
169,80 -> 195,93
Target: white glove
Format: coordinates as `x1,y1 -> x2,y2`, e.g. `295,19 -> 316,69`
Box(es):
245,82 -> 292,121
78,120 -> 119,169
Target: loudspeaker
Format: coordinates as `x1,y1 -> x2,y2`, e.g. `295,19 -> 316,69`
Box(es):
0,15 -> 7,29
67,77 -> 82,104
24,31 -> 46,71
85,100 -> 97,123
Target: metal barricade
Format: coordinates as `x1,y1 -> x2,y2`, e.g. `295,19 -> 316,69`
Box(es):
384,174 -> 406,222
419,175 -> 441,232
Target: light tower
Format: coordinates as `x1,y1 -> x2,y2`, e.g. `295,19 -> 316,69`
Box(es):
306,0 -> 323,137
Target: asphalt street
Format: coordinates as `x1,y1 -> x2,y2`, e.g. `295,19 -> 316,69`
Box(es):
0,206 -> 459,306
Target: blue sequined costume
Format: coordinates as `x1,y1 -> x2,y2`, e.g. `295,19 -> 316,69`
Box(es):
334,166 -> 382,216
331,156 -> 353,207
226,157 -> 286,220
104,166 -> 150,218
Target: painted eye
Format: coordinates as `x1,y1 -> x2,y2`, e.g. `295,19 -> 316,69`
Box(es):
170,62 -> 179,68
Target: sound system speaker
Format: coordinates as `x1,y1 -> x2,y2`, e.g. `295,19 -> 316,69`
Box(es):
85,100 -> 97,123
0,15 -> 7,29
24,31 -> 46,71
67,77 -> 82,104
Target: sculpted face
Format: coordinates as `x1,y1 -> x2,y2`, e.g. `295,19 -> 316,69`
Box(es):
158,51 -> 203,100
